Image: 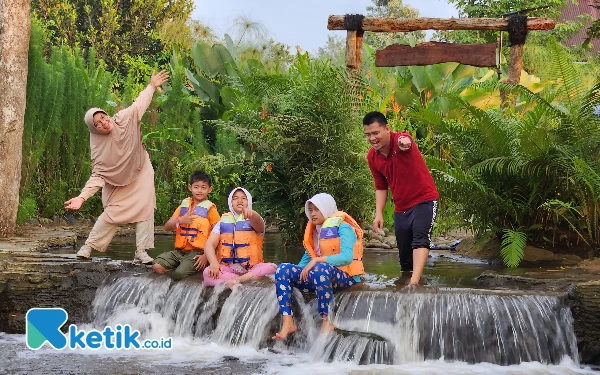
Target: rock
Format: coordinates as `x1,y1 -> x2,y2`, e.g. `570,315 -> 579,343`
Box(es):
476,270 -> 573,292
570,280 -> 600,365
383,236 -> 397,248
522,246 -> 555,262
383,228 -> 390,236
577,258 -> 600,271
371,234 -> 384,242
555,254 -> 583,266
454,237 -> 501,261
0,250 -> 148,333
365,239 -> 383,248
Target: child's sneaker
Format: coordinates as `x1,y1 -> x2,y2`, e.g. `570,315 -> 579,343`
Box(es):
134,250 -> 153,265
76,245 -> 92,259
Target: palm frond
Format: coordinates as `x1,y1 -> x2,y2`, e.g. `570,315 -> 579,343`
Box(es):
501,229 -> 527,268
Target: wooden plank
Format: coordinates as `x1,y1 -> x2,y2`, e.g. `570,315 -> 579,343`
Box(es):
375,42 -> 497,67
346,30 -> 358,69
328,16 -> 555,32
501,44 -> 524,109
356,31 -> 363,70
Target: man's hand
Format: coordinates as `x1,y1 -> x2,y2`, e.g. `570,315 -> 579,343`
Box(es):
150,70 -> 169,88
300,259 -> 317,282
179,208 -> 198,225
398,136 -> 411,151
207,261 -> 221,277
372,214 -> 385,233
193,254 -> 208,271
64,197 -> 84,211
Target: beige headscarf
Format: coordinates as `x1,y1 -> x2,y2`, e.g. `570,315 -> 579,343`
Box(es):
84,107 -> 146,187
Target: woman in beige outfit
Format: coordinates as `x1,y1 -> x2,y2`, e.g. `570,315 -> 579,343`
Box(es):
64,70 -> 169,264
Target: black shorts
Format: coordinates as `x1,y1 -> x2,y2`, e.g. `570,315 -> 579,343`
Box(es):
393,200 -> 438,271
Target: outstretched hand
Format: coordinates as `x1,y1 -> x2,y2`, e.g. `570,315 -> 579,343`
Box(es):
150,70 -> 169,89
64,197 -> 84,211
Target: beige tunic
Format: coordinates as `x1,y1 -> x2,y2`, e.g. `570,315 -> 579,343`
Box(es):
78,87 -> 156,224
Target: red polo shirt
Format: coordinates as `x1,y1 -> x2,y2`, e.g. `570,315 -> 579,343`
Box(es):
367,131 -> 439,212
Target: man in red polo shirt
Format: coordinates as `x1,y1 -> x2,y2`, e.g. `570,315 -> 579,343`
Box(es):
363,111 -> 439,289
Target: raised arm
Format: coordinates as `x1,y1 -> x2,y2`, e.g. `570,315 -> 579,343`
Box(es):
128,70 -> 170,120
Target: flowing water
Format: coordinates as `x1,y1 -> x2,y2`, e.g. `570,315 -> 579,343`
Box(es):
2,234 -> 598,374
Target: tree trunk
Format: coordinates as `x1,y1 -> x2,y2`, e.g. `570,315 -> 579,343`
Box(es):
0,0 -> 31,237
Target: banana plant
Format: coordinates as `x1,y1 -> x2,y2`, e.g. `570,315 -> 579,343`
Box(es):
183,35 -> 267,151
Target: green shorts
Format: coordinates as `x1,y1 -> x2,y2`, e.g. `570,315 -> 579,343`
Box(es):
153,249 -> 202,281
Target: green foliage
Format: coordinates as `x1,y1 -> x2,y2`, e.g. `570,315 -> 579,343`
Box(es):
202,55 -> 374,240
407,39 -> 600,257
441,0 -> 572,43
16,197 -> 37,225
31,0 -> 194,74
22,19 -> 113,219
365,0 -> 425,49
144,49 -> 209,223
501,229 -> 527,268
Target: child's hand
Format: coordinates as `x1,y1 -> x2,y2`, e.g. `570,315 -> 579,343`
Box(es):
193,254 -> 208,271
208,261 -> 221,278
179,208 -> 198,225
300,259 -> 317,282
241,207 -> 254,220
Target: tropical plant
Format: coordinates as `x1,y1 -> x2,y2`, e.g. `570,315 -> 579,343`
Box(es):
31,0 -> 194,74
407,39 -> 600,266
205,53 -> 374,240
20,20 -> 114,220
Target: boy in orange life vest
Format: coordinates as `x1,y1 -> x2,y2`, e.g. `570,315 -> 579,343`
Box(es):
201,187 -> 276,288
272,193 -> 364,340
152,171 -> 221,280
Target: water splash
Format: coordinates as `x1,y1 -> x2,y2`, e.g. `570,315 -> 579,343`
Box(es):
87,274 -> 579,367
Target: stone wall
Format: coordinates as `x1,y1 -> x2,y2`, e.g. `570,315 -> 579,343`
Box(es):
0,250 -> 148,333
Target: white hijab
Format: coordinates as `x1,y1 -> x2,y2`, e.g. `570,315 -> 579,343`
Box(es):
228,187 -> 253,219
305,193 -> 338,255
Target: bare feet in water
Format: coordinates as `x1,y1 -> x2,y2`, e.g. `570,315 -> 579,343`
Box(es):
272,315 -> 296,340
320,318 -> 335,335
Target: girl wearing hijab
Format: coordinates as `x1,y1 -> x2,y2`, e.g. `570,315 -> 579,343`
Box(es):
272,193 -> 364,340
201,187 -> 276,288
64,70 -> 169,264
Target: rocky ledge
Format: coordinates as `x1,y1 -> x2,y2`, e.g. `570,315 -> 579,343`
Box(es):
1,224 -> 599,365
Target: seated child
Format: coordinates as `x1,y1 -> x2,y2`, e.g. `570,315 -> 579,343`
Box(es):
152,171 -> 220,280
202,187 -> 276,288
272,193 -> 364,340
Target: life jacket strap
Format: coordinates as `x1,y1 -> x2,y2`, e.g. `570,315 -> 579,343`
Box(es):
180,226 -> 201,240
221,242 -> 251,264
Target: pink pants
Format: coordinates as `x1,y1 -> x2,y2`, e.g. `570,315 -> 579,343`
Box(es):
202,262 -> 277,287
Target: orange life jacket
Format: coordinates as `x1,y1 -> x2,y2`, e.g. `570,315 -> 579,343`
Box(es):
174,198 -> 215,251
303,211 -> 364,277
217,212 -> 264,267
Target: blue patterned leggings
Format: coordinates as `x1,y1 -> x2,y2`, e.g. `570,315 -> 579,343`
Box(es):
275,262 -> 358,317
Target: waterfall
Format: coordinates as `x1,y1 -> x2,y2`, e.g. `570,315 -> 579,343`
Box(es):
88,274 -> 579,366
